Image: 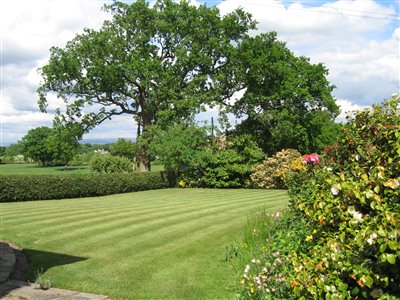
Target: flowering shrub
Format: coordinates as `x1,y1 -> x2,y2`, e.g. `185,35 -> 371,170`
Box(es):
303,153 -> 319,164
287,96 -> 400,299
251,149 -> 303,189
233,210 -> 312,299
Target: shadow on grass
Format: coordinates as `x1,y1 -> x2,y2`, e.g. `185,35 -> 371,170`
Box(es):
0,247 -> 87,298
24,248 -> 88,279
53,166 -> 88,172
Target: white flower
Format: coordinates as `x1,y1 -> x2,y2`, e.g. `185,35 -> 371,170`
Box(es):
348,207 -> 363,221
251,258 -> 260,264
355,154 -> 360,161
367,233 -> 378,245
331,184 -> 341,195
353,211 -> 363,220
244,265 -> 250,273
326,167 -> 333,172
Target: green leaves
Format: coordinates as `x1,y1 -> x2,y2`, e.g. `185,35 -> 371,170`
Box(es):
233,33 -> 339,154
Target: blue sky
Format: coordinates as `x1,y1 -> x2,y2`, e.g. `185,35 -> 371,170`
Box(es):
1,0 -> 399,145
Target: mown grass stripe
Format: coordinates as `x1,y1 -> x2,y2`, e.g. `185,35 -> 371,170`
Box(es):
64,198 -> 287,256
30,194 -> 286,248
11,190 -> 284,238
1,189 -> 282,222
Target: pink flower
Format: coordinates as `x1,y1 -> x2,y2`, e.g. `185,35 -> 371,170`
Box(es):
303,153 -> 319,164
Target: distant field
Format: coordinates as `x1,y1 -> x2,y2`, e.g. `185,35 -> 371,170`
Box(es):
1,188 -> 289,299
0,163 -> 164,175
0,163 -> 90,175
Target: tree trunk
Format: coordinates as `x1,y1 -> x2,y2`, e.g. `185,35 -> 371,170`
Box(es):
136,113 -> 152,172
137,145 -> 150,172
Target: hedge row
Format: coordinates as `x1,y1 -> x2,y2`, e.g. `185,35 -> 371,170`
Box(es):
0,172 -> 169,202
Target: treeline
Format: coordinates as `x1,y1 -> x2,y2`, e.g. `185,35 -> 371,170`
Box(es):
0,132 -> 135,168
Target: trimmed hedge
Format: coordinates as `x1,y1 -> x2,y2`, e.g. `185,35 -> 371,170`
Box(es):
0,172 -> 168,202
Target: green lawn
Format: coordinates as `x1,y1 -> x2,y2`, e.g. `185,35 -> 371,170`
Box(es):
0,189 -> 289,299
0,163 -> 163,175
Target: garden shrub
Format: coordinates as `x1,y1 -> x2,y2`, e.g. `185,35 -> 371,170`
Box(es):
251,149 -> 304,189
200,134 -> 264,188
90,154 -> 133,173
287,96 -> 400,299
0,172 -> 168,202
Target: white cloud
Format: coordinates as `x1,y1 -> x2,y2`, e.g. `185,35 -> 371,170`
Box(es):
336,99 -> 369,122
1,0 -> 109,66
219,0 -> 394,40
313,33 -> 399,104
1,0 -> 110,145
218,0 -> 399,106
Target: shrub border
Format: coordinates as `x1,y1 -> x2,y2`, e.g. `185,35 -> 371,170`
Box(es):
0,172 -> 169,202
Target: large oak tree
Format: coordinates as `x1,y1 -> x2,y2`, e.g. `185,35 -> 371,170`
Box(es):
38,0 -> 255,170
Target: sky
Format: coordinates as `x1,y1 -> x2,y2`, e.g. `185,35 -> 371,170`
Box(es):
1,0 -> 399,145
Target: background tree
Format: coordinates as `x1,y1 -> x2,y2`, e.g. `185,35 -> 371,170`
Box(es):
232,32 -> 340,154
47,122 -> 81,167
37,0 -> 256,171
19,126 -> 54,166
111,138 -> 137,160
0,146 -> 5,163
145,123 -> 210,183
4,144 -> 21,158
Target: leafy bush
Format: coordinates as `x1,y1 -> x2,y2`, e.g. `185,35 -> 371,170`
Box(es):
200,134 -> 264,188
251,149 -> 304,189
90,154 -> 133,173
110,138 -> 137,159
0,172 -> 168,202
145,124 -> 210,185
287,96 -> 400,299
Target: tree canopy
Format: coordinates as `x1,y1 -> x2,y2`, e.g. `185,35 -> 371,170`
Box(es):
111,138 -> 137,160
46,123 -> 81,166
38,0 -> 339,165
38,0 -> 256,170
19,126 -> 54,166
231,32 -> 340,154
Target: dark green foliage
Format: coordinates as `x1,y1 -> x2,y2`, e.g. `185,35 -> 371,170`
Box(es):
232,33 -> 339,155
144,125 -> 263,188
0,146 -> 5,163
110,138 -> 137,159
19,126 -> 54,166
4,144 -> 21,157
200,134 -> 264,188
144,124 -> 210,183
47,123 -> 81,166
90,154 -> 133,173
0,172 -> 168,202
